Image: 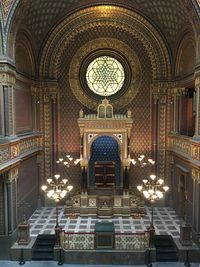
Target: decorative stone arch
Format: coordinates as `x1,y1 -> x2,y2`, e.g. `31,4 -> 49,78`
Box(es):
39,5 -> 171,81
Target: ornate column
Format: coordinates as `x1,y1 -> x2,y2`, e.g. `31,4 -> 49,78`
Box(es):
42,82 -> 58,182
152,82 -> 168,180
170,87 -> 184,134
191,167 -> 200,244
193,76 -> 200,139
0,70 -> 16,137
31,84 -> 40,132
7,167 -> 18,233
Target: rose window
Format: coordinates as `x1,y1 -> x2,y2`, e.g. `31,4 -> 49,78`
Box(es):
86,56 -> 125,96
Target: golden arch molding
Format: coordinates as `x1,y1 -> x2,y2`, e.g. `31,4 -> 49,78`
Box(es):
39,5 -> 171,81
69,38 -> 141,109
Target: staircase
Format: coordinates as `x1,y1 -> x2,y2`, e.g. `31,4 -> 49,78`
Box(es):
154,235 -> 178,262
32,234 -> 55,260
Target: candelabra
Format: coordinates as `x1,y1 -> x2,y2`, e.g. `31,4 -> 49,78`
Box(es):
137,174 -> 169,246
41,174 -> 73,228
56,154 -> 81,167
130,155 -> 155,167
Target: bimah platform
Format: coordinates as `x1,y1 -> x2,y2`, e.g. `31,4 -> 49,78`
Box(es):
95,222 -> 115,249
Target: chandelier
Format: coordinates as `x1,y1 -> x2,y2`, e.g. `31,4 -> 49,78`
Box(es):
137,174 -> 169,247
130,155 -> 155,167
137,174 -> 169,203
41,174 -> 73,246
56,154 -> 81,167
41,174 -> 73,203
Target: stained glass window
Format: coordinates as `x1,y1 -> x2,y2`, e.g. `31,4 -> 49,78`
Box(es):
86,56 -> 125,96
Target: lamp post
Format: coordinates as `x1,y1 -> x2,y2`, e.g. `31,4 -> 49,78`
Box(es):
137,174 -> 169,246
41,174 -> 73,245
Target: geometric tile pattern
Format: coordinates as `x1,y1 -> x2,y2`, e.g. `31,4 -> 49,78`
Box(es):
63,233 -> 94,250
29,206 -> 182,239
115,233 -> 149,250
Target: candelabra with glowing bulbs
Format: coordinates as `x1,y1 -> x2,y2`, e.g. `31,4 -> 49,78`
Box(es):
56,154 -> 81,167
137,174 -> 169,246
41,174 -> 73,228
130,154 -> 155,167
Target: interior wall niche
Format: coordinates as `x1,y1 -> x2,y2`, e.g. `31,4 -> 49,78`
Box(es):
175,34 -> 196,78
15,31 -> 35,78
180,88 -> 195,137
15,80 -> 33,134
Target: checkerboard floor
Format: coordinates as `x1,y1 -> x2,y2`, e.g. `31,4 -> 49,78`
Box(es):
29,206 -> 182,239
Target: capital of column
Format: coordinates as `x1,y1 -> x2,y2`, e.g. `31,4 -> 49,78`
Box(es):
31,84 -> 40,96
195,75 -> 200,88
42,81 -> 59,103
171,86 -> 185,97
151,82 -> 170,98
192,167 -> 200,184
0,64 -> 16,86
8,166 -> 19,183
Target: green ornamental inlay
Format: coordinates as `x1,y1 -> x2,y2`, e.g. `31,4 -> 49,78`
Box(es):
86,56 -> 125,96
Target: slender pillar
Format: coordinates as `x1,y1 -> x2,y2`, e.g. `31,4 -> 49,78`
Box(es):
43,82 -> 58,180
81,166 -> 87,192
0,84 -> 5,136
31,85 -> 39,132
151,83 -> 168,179
0,71 -> 16,138
123,166 -> 129,190
193,76 -> 200,139
3,85 -> 16,137
170,87 -> 183,134
152,95 -> 158,173
52,94 -> 58,173
191,167 -> 200,244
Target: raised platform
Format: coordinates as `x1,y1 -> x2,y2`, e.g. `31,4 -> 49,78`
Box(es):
65,191 -> 144,218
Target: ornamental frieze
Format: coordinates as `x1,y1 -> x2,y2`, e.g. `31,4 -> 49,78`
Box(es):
168,135 -> 200,165
0,135 -> 42,170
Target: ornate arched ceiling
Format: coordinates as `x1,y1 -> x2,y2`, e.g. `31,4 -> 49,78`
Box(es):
2,0 -> 199,59
40,5 -> 170,80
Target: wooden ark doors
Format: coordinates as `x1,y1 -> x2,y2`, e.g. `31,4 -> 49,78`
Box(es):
94,161 -> 115,189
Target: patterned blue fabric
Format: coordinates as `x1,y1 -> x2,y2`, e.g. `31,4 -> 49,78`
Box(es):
89,136 -> 121,187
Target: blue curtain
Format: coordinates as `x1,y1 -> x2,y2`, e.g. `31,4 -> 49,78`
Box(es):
89,136 -> 121,188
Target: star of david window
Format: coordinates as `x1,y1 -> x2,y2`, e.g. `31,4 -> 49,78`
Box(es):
86,56 -> 125,96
